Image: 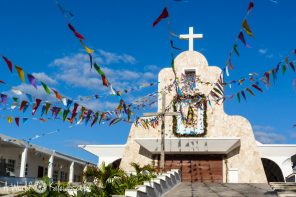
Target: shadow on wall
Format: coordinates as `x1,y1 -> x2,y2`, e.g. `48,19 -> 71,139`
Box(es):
261,158 -> 284,182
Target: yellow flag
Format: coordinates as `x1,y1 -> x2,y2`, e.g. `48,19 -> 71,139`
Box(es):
8,116 -> 12,124
242,20 -> 253,37
15,65 -> 25,82
80,40 -> 94,54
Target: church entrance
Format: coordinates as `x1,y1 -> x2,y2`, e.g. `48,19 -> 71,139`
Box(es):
164,154 -> 223,182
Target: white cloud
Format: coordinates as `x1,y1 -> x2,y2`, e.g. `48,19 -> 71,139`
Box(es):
5,84 -> 57,102
258,48 -> 268,55
98,49 -> 137,65
253,125 -> 286,144
144,65 -> 160,72
32,72 -> 58,85
50,52 -> 157,91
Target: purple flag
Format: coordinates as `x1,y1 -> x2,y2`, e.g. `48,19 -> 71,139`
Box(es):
238,31 -> 250,48
27,74 -> 37,89
1,94 -> 7,105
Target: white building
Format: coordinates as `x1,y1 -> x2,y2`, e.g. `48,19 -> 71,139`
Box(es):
79,27 -> 296,183
0,133 -> 94,184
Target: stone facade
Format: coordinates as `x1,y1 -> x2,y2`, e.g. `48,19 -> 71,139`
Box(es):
120,51 -> 267,183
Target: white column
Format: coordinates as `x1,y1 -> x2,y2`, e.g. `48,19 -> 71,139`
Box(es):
19,147 -> 28,177
48,153 -> 54,179
69,161 -> 74,183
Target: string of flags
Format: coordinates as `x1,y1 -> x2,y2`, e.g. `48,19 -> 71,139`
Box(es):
224,1 -> 255,76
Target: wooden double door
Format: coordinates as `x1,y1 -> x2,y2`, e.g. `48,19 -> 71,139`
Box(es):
164,154 -> 223,182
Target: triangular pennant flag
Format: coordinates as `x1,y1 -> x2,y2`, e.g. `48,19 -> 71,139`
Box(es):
241,91 -> 246,100
15,118 -> 20,127
1,94 -> 7,105
66,99 -> 73,109
40,105 -> 46,116
88,53 -> 93,69
282,65 -> 287,74
109,118 -> 122,126
237,93 -> 241,103
233,44 -> 239,56
22,118 -> 29,124
27,74 -> 37,89
242,19 -> 253,37
8,117 -> 13,124
45,102 -> 51,115
63,109 -> 70,121
94,62 -> 108,86
52,89 -> 62,100
68,23 -> 85,40
247,1 -> 254,13
252,84 -> 263,92
91,112 -> 99,127
80,40 -> 94,53
72,103 -> 79,115
264,72 -> 270,86
15,65 -> 25,82
2,56 -> 13,73
246,88 -> 255,96
20,101 -> 28,112
289,62 -> 295,72
41,82 -> 51,94
238,31 -> 250,48
152,7 -> 169,27
32,99 -> 42,116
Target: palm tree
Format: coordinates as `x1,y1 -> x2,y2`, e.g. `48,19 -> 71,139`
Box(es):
83,162 -> 126,196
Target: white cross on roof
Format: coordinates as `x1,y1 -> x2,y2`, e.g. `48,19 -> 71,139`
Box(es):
179,26 -> 203,51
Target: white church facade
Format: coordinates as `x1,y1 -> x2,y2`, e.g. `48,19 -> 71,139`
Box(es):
80,27 -> 296,183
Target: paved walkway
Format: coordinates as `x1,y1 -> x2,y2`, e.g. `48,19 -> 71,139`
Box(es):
164,183 -> 278,197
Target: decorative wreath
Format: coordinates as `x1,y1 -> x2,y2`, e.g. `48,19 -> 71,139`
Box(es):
172,93 -> 208,137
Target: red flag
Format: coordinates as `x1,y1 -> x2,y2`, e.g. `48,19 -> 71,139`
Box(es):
252,84 -> 263,92
264,72 -> 270,86
15,118 -> 20,127
32,99 -> 42,116
152,8 -> 169,27
247,1 -> 254,13
68,23 -> 85,40
2,56 -> 13,73
20,101 -> 28,112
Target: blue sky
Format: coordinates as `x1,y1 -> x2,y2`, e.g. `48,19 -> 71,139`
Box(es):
0,0 -> 295,164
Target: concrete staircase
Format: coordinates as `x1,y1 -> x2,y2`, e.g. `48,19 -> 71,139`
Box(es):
113,169 -> 181,197
269,182 -> 296,197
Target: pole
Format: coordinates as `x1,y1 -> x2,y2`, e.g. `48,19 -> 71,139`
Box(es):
160,91 -> 166,170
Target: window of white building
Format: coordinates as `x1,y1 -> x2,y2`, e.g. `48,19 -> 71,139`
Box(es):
25,163 -> 28,176
7,159 -> 15,172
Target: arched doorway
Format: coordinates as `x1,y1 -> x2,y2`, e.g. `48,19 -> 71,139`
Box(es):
262,158 -> 284,182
